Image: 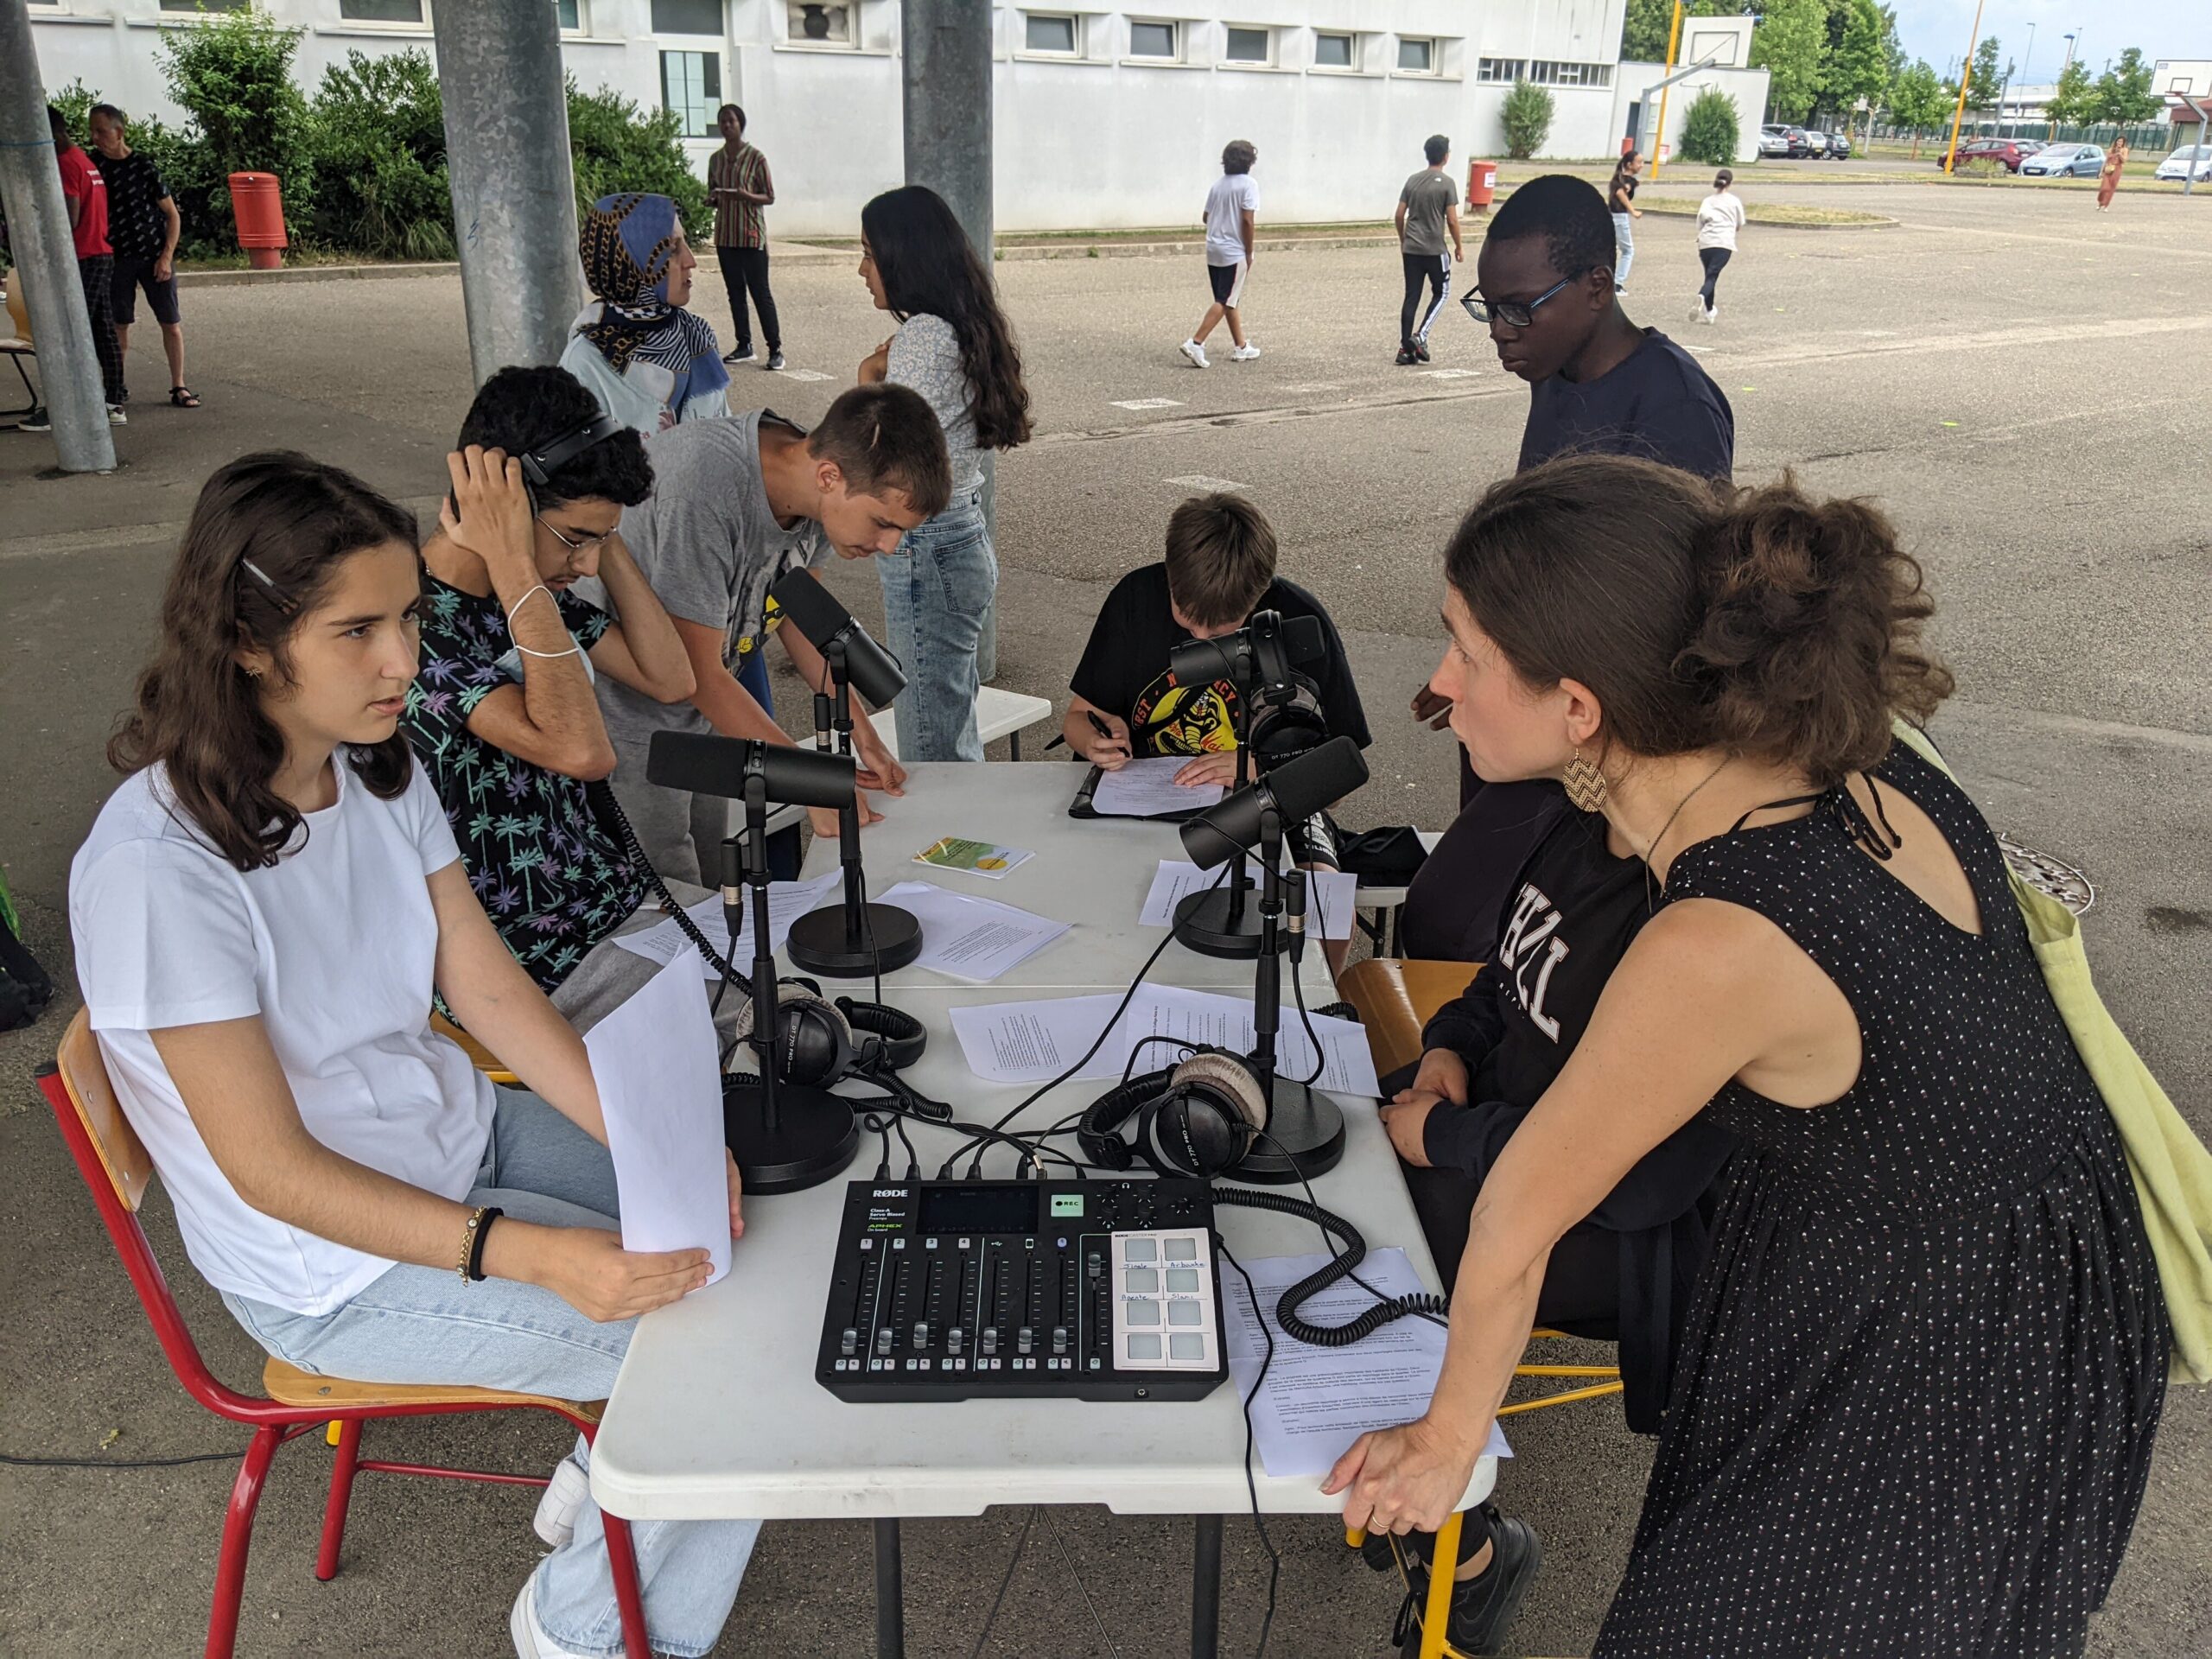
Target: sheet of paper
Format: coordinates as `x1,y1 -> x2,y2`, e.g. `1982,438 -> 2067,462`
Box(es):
912,836 -> 1035,880
1139,860 -> 1360,943
610,872 -> 842,976
876,880 -> 1071,982
584,952 -> 731,1285
1090,756 -> 1225,818
947,983 -> 1381,1097
1218,1248 -> 1510,1478
948,992 -> 1130,1084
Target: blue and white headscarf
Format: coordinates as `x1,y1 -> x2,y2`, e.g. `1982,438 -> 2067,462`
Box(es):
571,193 -> 729,416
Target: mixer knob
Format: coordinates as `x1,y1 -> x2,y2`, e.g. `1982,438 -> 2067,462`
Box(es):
948,1327 -> 964,1354
840,1327 -> 858,1357
912,1322 -> 930,1349
1052,1326 -> 1069,1354
1017,1326 -> 1034,1355
982,1328 -> 998,1355
874,1327 -> 893,1356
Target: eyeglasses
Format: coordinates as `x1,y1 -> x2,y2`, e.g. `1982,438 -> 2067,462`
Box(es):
1460,275 -> 1579,329
537,516 -> 619,556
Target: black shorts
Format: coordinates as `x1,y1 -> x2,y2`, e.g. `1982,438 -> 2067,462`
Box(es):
111,257 -> 181,327
1205,259 -> 1249,307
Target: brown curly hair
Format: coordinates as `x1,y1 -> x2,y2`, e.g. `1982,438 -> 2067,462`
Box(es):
1442,454 -> 1953,785
108,452 -> 421,872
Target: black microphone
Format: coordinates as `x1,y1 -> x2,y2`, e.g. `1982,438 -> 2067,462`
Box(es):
1179,734 -> 1368,870
645,730 -> 855,809
1167,610 -> 1326,692
770,570 -> 908,709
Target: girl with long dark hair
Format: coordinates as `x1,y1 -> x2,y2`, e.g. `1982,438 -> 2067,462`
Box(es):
1328,454 -> 2166,1657
856,183 -> 1032,760
73,453 -> 758,1657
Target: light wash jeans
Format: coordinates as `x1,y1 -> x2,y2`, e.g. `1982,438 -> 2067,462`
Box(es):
224,1090 -> 759,1659
875,492 -> 995,762
1612,211 -> 1636,289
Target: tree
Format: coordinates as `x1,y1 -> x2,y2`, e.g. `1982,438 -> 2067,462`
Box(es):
156,7 -> 315,236
1679,86 -> 1742,163
1501,80 -> 1556,160
1967,36 -> 2004,107
2091,48 -> 2161,124
1732,0 -> 1828,120
1886,60 -> 1949,157
1827,0 -> 1895,138
2044,59 -> 2095,126
1620,0 -> 1675,65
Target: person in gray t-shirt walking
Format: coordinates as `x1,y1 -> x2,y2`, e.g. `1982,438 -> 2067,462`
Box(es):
1395,135 -> 1464,365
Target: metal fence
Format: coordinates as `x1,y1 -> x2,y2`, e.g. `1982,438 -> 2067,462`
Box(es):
1867,119 -> 2179,151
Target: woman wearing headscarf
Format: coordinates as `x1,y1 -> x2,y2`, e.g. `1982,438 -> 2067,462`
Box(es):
559,193 -> 731,434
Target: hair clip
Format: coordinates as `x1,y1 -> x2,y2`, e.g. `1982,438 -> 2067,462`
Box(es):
238,557 -> 298,615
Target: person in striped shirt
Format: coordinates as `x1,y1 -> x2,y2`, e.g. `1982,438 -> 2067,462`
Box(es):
707,104 -> 785,371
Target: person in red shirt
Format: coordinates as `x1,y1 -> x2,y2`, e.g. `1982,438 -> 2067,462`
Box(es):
44,105 -> 126,423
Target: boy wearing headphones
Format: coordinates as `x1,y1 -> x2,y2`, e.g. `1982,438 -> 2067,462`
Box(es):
403,365 -> 722,1034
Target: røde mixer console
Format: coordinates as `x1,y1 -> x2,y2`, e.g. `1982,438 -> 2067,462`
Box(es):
816,1179 -> 1230,1403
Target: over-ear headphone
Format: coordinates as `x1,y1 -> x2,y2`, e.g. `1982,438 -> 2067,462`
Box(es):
730,979 -> 928,1087
1077,1046 -> 1272,1179
519,411 -> 626,491
1247,675 -> 1328,771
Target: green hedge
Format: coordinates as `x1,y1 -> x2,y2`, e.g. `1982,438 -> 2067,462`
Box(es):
48,17 -> 708,264
1679,88 -> 1741,168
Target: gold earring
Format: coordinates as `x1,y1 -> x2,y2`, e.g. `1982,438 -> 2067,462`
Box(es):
1563,748 -> 1608,813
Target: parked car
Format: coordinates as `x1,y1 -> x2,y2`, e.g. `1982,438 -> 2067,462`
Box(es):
1824,130 -> 1853,159
2154,144 -> 2212,182
1943,138 -> 2031,172
1800,129 -> 1831,157
1758,124 -> 1792,158
2024,142 -> 2105,178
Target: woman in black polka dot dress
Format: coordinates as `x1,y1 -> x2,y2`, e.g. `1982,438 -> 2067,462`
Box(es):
1330,456 -> 2167,1659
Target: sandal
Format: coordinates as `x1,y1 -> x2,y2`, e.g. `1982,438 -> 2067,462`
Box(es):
169,385 -> 201,409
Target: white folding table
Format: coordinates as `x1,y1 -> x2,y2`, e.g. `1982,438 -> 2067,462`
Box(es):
592,775 -> 1494,1657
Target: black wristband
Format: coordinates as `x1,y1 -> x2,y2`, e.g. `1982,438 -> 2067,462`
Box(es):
466,1206 -> 505,1282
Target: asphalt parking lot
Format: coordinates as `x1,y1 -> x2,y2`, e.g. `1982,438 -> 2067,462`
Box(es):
2,175 -> 2208,1657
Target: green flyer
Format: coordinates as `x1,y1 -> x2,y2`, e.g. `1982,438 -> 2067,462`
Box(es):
912,836 -> 1035,880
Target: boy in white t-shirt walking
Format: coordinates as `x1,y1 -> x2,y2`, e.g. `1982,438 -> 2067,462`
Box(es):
1690,168 -> 1746,325
1180,139 -> 1260,368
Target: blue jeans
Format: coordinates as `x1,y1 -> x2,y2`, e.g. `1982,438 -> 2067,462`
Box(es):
223,1090 -> 759,1658
1612,212 -> 1636,289
875,493 -> 995,762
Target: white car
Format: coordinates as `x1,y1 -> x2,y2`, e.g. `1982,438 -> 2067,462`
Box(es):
2155,144 -> 2212,182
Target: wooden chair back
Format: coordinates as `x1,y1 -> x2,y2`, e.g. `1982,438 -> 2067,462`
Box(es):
1338,957 -> 1482,1080
55,1008 -> 154,1211
5,279 -> 31,345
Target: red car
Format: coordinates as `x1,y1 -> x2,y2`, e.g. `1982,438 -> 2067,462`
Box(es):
1943,137 -> 2029,172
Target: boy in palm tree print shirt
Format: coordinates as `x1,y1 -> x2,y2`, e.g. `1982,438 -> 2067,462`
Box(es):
406,582 -> 647,994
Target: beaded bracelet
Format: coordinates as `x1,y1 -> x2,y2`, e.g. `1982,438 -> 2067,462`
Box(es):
458,1205 -> 504,1284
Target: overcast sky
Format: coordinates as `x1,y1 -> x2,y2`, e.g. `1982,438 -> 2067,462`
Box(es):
1891,0 -> 2209,84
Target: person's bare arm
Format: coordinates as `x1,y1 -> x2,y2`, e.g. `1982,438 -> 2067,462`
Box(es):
1062,695 -> 1131,769
1326,900 -> 1780,1530
1394,200 -> 1409,245
777,618 -> 905,805
156,196 -> 181,277
582,534 -> 695,705
443,448 -> 615,779
1240,207 -> 1256,261
1446,201 -> 1464,262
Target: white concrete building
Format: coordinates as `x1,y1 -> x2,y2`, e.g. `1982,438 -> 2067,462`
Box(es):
24,1 -> 1763,232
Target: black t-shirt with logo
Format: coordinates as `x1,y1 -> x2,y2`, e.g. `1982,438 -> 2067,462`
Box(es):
1069,563 -> 1370,757
92,151 -> 171,263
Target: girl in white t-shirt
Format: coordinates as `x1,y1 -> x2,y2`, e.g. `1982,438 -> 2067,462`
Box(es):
1691,169 -> 1748,326
69,452 -> 755,1659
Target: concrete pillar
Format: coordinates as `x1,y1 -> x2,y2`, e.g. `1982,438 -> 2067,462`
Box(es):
0,0 -> 118,474
899,0 -> 999,678
432,0 -> 582,383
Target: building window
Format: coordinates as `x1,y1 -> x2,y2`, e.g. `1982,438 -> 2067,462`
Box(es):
340,0 -> 426,20
660,48 -> 721,135
1313,31 -> 1353,69
1128,19 -> 1178,60
1024,12 -> 1078,55
652,0 -> 721,33
1396,36 -> 1434,73
1224,26 -> 1272,65
556,0 -> 586,31
1477,57 -> 1523,84
786,2 -> 854,43
1529,60 -> 1611,87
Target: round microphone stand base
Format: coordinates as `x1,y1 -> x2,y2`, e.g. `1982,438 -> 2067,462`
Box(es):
1230,1077 -> 1347,1184
1172,886 -> 1288,961
785,900 -> 923,978
721,1077 -> 861,1193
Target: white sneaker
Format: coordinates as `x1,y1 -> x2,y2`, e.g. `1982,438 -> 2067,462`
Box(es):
1703,303 -> 1718,325
108,404 -> 127,425
511,1577 -> 613,1659
1179,339 -> 1210,369
532,1457 -> 590,1548
1690,295 -> 1707,322
1230,343 -> 1261,361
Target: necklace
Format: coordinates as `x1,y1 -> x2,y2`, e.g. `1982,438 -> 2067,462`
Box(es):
1638,756 -> 1733,912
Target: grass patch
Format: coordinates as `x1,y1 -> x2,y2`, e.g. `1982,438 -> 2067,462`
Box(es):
1635,197 -> 1892,227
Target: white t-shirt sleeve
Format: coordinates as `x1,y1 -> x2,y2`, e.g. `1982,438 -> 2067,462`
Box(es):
76,840 -> 262,1033
1239,176 -> 1260,218
397,763 -> 465,878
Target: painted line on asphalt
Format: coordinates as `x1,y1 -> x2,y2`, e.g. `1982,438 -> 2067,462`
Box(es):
1165,474 -> 1253,493
1109,397 -> 1185,410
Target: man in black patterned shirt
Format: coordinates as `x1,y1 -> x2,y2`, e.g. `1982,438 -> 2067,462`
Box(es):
89,105 -> 197,410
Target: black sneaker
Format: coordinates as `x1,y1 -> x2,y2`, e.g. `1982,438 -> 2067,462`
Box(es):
1414,341 -> 1432,362
1395,345 -> 1419,365
12,406 -> 51,432
722,345 -> 756,365
1376,1510 -> 1542,1659
766,349 -> 787,371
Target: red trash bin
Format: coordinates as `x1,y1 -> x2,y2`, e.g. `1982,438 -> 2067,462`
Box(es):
1466,160 -> 1499,213
228,172 -> 289,270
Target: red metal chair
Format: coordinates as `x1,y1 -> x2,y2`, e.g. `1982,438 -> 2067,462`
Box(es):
37,1009 -> 652,1658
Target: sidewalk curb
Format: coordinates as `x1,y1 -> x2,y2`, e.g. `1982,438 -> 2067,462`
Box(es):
176,261 -> 457,289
